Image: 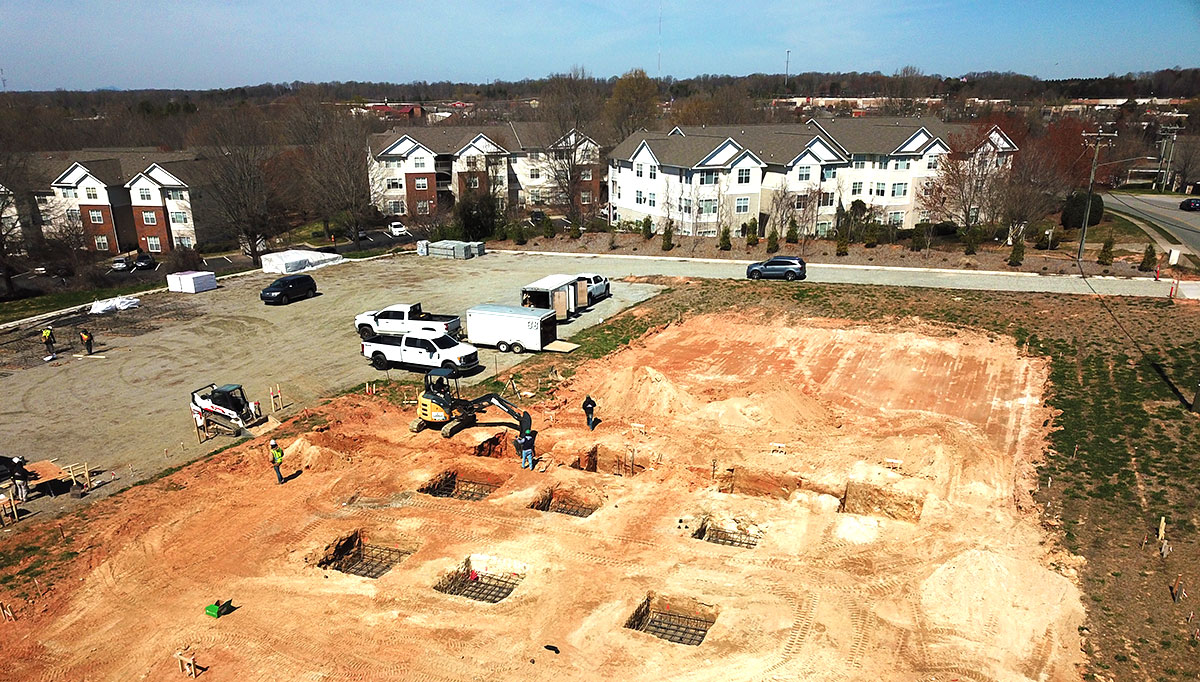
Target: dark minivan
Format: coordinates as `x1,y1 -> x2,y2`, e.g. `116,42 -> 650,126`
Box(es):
260,274 -> 317,305
746,256 -> 807,281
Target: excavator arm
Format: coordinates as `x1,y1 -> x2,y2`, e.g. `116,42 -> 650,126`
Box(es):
467,393 -> 532,433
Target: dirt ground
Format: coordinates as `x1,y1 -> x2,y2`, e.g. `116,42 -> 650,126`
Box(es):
0,313 -> 1083,681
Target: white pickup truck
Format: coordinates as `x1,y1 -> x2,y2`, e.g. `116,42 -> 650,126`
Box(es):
355,302 -> 462,339
361,331 -> 479,372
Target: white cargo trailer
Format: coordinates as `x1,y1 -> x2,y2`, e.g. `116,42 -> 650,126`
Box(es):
521,274 -> 579,320
466,304 -> 557,353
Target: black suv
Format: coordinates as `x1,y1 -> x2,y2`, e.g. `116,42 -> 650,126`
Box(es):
260,274 -> 317,305
746,256 -> 807,281
132,253 -> 157,270
1180,198 -> 1200,212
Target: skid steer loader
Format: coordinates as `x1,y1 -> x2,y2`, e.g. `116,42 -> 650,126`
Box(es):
409,368 -> 532,438
191,383 -> 266,436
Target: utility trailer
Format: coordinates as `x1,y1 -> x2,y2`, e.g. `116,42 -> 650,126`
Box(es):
466,304 -> 557,353
520,274 -> 579,321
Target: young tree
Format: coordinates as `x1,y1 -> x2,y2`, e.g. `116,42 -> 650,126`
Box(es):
1171,137 -> 1199,190
919,131 -> 1003,246
785,216 -> 799,244
836,225 -> 850,256
766,228 -> 779,253
746,229 -> 758,247
641,216 -> 653,240
661,220 -> 674,251
197,109 -> 288,266
718,225 -> 732,251
605,69 -> 657,141
1098,234 -> 1114,265
540,216 -> 556,239
1007,235 -> 1025,266
568,221 -> 582,239
1139,243 -> 1157,272
512,222 -> 528,245
910,227 -> 928,252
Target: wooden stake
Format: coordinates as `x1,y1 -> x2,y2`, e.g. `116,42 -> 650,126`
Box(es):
1173,574 -> 1184,602
1159,516 -> 1167,543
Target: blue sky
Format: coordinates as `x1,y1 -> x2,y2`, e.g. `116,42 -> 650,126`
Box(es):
1,0 -> 1197,91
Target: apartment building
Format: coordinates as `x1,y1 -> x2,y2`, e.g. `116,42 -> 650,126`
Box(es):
34,149 -> 204,254
369,123 -> 604,219
607,117 -> 1017,236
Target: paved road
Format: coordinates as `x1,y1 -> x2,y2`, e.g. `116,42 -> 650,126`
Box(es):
497,250 -> 1174,297
1105,192 -> 1200,255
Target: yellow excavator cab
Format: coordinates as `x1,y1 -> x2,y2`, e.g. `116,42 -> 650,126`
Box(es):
410,368 -> 532,438
415,367 -> 459,426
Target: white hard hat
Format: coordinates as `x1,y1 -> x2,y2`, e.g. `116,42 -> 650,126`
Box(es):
269,439 -> 277,445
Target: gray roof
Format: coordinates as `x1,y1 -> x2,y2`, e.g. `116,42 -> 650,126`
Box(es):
30,149 -> 202,187
610,118 -> 974,168
371,122 -> 592,158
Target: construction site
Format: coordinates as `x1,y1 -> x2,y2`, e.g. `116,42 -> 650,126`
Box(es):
0,307 -> 1086,681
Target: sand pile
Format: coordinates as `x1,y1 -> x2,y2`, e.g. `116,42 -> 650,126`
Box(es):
591,365 -> 702,418
286,435 -> 354,471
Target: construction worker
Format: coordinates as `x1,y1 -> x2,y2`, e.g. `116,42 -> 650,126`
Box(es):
515,429 -> 536,470
79,328 -> 94,355
41,326 -> 56,359
10,457 -> 30,503
582,395 -> 598,431
268,439 -> 285,485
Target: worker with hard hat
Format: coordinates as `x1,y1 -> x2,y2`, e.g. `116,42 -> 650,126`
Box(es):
268,439 -> 285,485
41,326 -> 56,360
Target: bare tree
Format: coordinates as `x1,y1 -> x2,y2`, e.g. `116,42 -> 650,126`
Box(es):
540,67 -> 603,227
989,142 -> 1070,244
197,109 -> 288,266
605,68 -> 658,142
0,144 -> 36,294
918,131 -> 1000,239
1171,137 -> 1199,190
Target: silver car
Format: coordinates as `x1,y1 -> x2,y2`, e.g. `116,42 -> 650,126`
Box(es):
746,256 -> 807,281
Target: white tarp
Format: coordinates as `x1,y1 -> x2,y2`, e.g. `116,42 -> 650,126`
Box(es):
167,270 -> 217,294
260,249 -> 344,274
89,296 -> 140,314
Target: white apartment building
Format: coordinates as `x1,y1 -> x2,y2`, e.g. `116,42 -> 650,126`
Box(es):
608,118 -> 1017,236
125,162 -> 199,250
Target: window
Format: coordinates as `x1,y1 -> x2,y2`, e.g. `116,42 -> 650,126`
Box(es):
919,210 -> 931,222
142,211 -> 157,225
465,156 -> 479,169
581,190 -> 592,205
581,169 -> 592,181
636,163 -> 643,178
819,192 -> 835,208
852,158 -> 866,169
388,200 -> 401,214
927,156 -> 939,170
170,211 -> 188,224
86,187 -> 98,200
735,197 -> 749,213
649,165 -> 657,179
146,236 -> 161,252
530,168 -> 540,180
165,189 -> 184,201
816,220 -> 832,235
612,181 -> 620,199
88,209 -> 103,224
737,168 -> 751,184
797,166 -> 811,181
415,178 -> 428,190
387,178 -> 402,190
888,211 -> 904,226
138,187 -> 152,201
635,190 -> 644,205
530,189 -> 542,204
417,200 -> 430,215
895,160 -> 911,170
681,198 -> 692,214
414,157 -> 426,168
648,192 -> 656,207
968,206 -> 980,223
821,167 -> 837,181
36,195 -> 48,205
467,176 -> 479,189
66,208 -> 80,223
399,200 -> 407,215
891,183 -> 908,197
874,183 -> 887,197
851,182 -> 863,196
794,195 -> 807,210
176,236 -> 194,249
63,189 -> 77,199
698,170 -> 718,185
94,235 -> 108,251
699,199 -> 717,215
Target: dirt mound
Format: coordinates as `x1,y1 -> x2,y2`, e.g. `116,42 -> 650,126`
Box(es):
286,434 -> 355,471
591,365 -> 701,418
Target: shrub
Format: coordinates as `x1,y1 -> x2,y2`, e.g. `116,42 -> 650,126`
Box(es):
641,216 -> 653,240
512,223 -> 528,245
310,229 -> 324,239
718,225 -> 732,251
661,222 -> 674,251
864,224 -> 878,248
933,221 -> 958,237
1034,230 -> 1061,250
607,232 -> 617,250
1008,237 -> 1025,266
166,247 -> 205,274
785,217 -> 799,244
540,217 -> 556,239
1138,243 -> 1157,272
910,228 -> 927,252
766,228 -> 779,253
1062,192 -> 1104,229
836,227 -> 849,256
568,222 -> 582,239
746,230 -> 759,247
1097,234 -> 1114,265
958,224 -> 982,255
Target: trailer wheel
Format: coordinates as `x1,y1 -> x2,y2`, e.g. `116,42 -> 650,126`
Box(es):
371,352 -> 389,370
511,342 -> 525,354
497,341 -> 511,353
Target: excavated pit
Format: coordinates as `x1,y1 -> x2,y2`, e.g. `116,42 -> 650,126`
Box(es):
418,470 -> 505,501
433,554 -> 527,604
317,531 -> 413,579
529,487 -> 601,518
625,593 -> 718,646
691,516 -> 764,549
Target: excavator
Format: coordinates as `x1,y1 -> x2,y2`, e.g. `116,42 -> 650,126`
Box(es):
409,367 -> 532,438
190,383 -> 266,436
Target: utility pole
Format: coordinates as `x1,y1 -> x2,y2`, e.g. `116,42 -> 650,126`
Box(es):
1159,125 -> 1183,192
784,50 -> 790,93
1077,130 -> 1118,262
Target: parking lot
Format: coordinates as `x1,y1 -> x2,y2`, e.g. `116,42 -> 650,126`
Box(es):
0,253 -> 662,499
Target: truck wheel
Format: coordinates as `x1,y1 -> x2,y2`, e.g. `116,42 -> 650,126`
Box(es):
748,270 -> 762,280
358,325 -> 374,340
441,361 -> 457,372
497,341 -> 511,353
511,342 -> 525,354
784,271 -> 797,281
371,352 -> 389,370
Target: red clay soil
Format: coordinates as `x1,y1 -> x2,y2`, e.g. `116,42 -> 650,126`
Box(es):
0,314 -> 1084,682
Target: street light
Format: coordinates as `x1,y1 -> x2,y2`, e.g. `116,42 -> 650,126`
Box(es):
1076,154 -> 1157,262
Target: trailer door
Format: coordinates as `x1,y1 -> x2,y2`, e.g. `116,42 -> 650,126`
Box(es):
539,315 -> 557,350
552,289 -> 569,320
